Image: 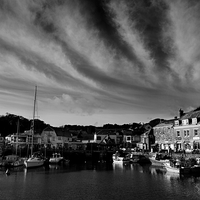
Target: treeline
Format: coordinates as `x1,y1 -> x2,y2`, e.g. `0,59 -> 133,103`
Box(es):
0,113 -> 163,137
0,113 -> 48,137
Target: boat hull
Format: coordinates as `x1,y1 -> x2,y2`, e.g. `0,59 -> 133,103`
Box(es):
164,162 -> 191,174
49,158 -> 64,164
149,157 -> 169,167
0,155 -> 25,168
164,162 -> 180,173
190,165 -> 200,174
24,158 -> 44,168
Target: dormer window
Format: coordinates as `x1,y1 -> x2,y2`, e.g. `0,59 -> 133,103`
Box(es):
175,120 -> 179,125
182,119 -> 189,125
192,118 -> 197,125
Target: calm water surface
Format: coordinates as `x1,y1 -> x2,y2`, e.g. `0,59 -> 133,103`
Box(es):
1,162 -> 200,200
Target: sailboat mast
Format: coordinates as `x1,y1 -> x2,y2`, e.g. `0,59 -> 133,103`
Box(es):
16,117 -> 20,155
31,86 -> 37,156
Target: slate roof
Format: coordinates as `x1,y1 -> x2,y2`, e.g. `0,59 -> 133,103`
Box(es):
154,119 -> 175,128
96,129 -> 119,135
77,131 -> 94,140
180,110 -> 200,120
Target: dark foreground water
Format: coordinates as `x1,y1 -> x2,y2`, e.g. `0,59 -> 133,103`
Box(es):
1,162 -> 200,200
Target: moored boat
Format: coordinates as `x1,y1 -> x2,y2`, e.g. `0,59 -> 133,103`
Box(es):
24,152 -> 44,168
164,159 -> 191,174
130,154 -> 150,164
112,151 -> 130,164
24,157 -> 44,168
24,86 -> 45,169
1,155 -> 25,167
149,152 -> 171,167
164,161 -> 180,173
49,153 -> 68,164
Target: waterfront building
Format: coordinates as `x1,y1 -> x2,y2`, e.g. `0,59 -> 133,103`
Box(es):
140,125 -> 154,151
153,119 -> 175,151
94,129 -> 119,144
173,108 -> 200,152
7,131 -> 41,148
123,130 -> 136,148
41,126 -> 72,148
0,134 -> 4,155
133,124 -> 154,151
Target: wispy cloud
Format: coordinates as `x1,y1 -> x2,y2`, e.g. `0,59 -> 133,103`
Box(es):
0,0 -> 200,126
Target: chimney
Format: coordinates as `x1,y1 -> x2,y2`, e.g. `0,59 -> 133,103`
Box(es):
179,109 -> 184,118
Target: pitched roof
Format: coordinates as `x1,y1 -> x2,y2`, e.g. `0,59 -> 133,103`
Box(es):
43,126 -> 55,132
123,130 -> 133,135
96,129 -> 117,136
154,119 -> 175,128
180,110 -> 200,120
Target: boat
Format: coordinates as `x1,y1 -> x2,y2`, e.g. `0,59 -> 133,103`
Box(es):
24,86 -> 44,168
130,153 -> 151,164
49,153 -> 69,164
163,161 -> 180,173
163,159 -> 191,174
187,157 -> 200,174
149,152 -> 171,167
0,155 -> 25,168
0,119 -> 25,168
112,151 -> 130,164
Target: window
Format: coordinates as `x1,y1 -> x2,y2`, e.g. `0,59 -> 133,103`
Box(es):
194,129 -> 198,136
192,118 -> 197,124
184,130 -> 187,137
177,131 -> 180,137
127,136 -> 131,141
184,130 -> 190,137
187,130 -> 190,137
175,120 -> 179,125
182,119 -> 189,125
97,136 -> 101,140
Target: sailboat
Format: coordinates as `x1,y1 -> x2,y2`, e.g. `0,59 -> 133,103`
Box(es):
1,118 -> 25,168
24,86 -> 44,168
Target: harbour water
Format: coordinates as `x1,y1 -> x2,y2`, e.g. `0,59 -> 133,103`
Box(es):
1,162 -> 200,200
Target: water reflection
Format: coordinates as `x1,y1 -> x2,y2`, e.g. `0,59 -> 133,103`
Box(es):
2,163 -> 200,200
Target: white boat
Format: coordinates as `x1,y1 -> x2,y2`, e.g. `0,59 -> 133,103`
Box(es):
24,86 -> 44,168
164,162 -> 180,173
49,153 -> 66,164
24,157 -> 44,168
149,153 -> 169,167
112,151 -> 130,164
164,160 -> 190,174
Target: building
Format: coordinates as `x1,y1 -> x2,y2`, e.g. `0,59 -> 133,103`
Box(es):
94,129 -> 119,144
174,108 -> 200,152
134,124 -> 154,151
153,119 -> 175,151
0,134 -> 4,155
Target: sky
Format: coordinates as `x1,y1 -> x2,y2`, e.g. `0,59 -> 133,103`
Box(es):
1,0 -> 200,127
